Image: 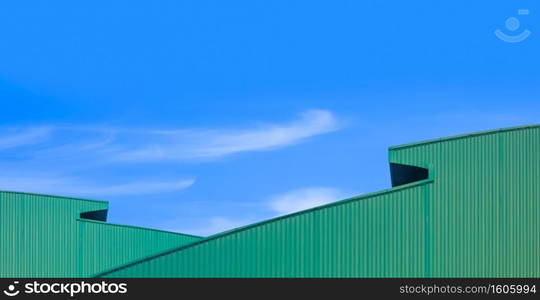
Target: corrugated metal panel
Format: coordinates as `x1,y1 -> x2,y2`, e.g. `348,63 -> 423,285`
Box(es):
4,124 -> 539,278
77,220 -> 201,277
99,125 -> 539,278
0,191 -> 107,277
387,125 -> 540,277
98,180 -> 432,277
0,191 -> 202,277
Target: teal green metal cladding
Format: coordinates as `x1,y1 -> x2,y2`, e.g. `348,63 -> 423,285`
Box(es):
76,220 -> 201,277
388,125 -> 540,277
3,124 -> 539,278
98,180 -> 433,277
97,125 -> 540,278
0,191 -> 202,277
1,191 -> 106,277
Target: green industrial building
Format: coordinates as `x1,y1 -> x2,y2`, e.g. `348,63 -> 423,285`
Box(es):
1,125 -> 539,278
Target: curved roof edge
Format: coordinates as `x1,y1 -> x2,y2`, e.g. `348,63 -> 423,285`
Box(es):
93,178 -> 434,278
389,124 -> 540,151
0,190 -> 109,205
76,218 -> 203,239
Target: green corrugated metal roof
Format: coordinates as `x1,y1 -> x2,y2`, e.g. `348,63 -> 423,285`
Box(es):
0,189 -> 109,204
389,123 -> 540,150
98,180 -> 434,277
76,219 -> 202,277
97,124 -> 540,278
2,124 -> 539,278
93,178 -> 435,277
0,191 -> 202,277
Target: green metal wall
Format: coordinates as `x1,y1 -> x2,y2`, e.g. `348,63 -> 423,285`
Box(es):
0,191 -> 201,277
3,125 -> 538,278
388,125 -> 540,277
98,125 -> 539,278
98,181 -> 434,278
77,220 -> 201,277
0,191 -> 107,277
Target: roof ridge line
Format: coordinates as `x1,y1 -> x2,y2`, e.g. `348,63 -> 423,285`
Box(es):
76,218 -> 203,239
389,123 -> 540,150
0,190 -> 108,205
93,178 -> 434,277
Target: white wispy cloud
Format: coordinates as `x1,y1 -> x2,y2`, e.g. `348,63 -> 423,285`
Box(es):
0,109 -> 339,163
76,179 -> 195,197
0,109 -> 339,199
0,176 -> 195,197
268,187 -> 353,215
167,216 -> 257,236
112,109 -> 339,162
0,126 -> 53,150
170,186 -> 354,236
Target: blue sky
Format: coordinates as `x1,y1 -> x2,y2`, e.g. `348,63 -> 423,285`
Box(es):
0,1 -> 538,235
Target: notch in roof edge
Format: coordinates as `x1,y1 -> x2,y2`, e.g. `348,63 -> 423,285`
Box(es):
80,209 -> 108,222
390,163 -> 429,187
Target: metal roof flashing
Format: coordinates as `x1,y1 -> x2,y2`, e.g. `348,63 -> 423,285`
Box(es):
388,124 -> 540,151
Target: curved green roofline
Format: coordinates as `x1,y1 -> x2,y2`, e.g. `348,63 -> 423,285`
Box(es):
389,123 -> 540,151
93,178 -> 434,277
76,218 -> 203,239
0,190 -> 108,205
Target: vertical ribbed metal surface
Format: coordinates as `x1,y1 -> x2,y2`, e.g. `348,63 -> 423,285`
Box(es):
77,220 -> 201,277
388,126 -> 540,277
0,191 -> 202,277
4,125 -> 539,278
100,125 -> 539,278
0,191 -> 107,277
100,181 -> 432,277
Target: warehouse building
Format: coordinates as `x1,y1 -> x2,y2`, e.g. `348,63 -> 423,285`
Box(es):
0,192 -> 201,277
1,124 -> 539,277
